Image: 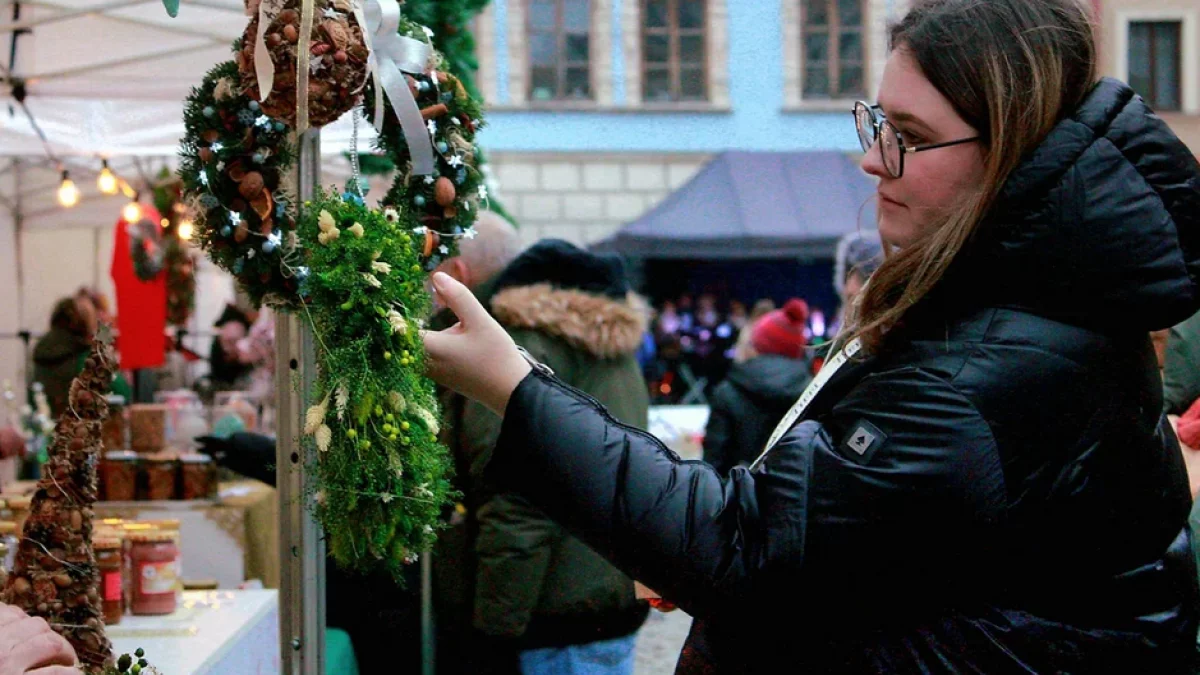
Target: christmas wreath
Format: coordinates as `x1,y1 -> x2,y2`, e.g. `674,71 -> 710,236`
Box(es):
175,5 -> 489,579
237,0 -> 370,130
365,15 -> 488,270
179,60 -> 299,307
296,188 -> 452,574
129,218 -> 166,282
152,169 -> 197,327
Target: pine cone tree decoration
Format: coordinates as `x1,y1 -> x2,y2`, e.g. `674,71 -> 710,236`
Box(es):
238,0 -> 370,128
1,334 -> 115,671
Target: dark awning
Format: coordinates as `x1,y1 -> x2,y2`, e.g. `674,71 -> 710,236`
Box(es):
592,151 -> 877,260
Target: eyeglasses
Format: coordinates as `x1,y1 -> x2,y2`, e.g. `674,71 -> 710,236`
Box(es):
853,101 -> 980,179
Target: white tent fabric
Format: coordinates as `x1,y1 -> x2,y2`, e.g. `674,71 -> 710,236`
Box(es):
0,0 -> 386,392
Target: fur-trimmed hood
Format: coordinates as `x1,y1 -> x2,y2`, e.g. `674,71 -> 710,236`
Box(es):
491,284 -> 649,359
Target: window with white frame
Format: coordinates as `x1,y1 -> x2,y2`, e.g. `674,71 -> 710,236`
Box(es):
528,0 -> 593,101
642,0 -> 708,102
801,0 -> 866,100
1128,20 -> 1182,112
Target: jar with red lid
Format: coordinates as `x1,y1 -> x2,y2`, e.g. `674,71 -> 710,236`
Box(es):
128,530 -> 178,615
94,535 -> 123,624
142,454 -> 178,501
179,454 -> 216,500
100,451 -> 138,502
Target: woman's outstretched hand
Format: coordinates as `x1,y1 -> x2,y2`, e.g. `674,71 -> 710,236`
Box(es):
422,272 -> 532,415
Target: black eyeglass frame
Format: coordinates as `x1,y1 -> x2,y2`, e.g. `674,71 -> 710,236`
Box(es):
853,101 -> 981,178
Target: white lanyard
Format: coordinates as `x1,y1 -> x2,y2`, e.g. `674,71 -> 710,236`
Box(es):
747,337 -> 862,473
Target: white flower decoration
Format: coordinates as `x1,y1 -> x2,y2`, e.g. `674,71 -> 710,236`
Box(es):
347,222 -> 365,238
315,424 -> 332,453
372,261 -> 392,275
389,391 -> 407,412
387,309 -> 408,335
362,273 -> 382,289
383,207 -> 400,223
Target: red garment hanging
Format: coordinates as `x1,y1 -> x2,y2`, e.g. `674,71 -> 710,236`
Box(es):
110,206 -> 167,371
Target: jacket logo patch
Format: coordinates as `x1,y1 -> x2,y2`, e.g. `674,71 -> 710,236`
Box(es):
848,428 -> 876,455
840,419 -> 885,464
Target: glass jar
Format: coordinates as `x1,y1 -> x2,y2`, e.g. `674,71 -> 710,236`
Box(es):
142,454 -> 179,501
0,520 -> 16,572
100,451 -> 139,502
95,535 -> 123,625
128,530 -> 179,616
147,520 -> 183,601
101,395 -> 127,452
128,404 -> 168,454
179,454 -> 216,500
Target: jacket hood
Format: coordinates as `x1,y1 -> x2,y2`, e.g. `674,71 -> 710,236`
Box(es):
489,240 -> 646,358
951,78 -> 1200,331
726,354 -> 811,408
33,328 -> 90,366
491,285 -> 648,358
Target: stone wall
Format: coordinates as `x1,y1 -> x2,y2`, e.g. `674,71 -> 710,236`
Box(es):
488,152 -> 714,246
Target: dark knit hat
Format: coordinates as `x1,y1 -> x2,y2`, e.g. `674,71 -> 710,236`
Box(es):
492,239 -> 629,299
751,299 -> 809,359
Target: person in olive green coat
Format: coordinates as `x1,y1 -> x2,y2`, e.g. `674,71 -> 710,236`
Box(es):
1163,309 -> 1200,415
458,239 -> 650,675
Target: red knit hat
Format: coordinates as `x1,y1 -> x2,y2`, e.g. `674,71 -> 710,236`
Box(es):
751,299 -> 809,359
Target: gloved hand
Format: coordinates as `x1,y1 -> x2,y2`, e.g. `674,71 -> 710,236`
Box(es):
195,433 -> 277,486
195,435 -> 233,461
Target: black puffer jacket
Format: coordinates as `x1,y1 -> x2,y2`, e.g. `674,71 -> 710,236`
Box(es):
702,355 -> 811,475
485,79 -> 1200,672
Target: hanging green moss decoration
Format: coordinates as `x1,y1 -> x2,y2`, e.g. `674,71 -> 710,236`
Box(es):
296,188 -> 454,577
178,60 -> 299,307
363,16 -> 487,270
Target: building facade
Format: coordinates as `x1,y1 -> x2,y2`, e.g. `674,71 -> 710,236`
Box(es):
473,0 -> 1199,246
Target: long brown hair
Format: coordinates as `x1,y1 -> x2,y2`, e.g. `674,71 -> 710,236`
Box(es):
848,0 -> 1097,352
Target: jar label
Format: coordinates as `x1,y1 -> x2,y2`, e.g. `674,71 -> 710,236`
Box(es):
137,560 -> 178,595
103,570 -> 122,601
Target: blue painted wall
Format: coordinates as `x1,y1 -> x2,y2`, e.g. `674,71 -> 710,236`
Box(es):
482,0 -> 865,153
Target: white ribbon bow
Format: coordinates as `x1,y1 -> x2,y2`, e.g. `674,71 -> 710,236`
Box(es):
254,0 -> 282,102
355,0 -> 437,175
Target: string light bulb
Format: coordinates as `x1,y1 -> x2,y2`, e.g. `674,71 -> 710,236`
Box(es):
96,159 -> 118,195
57,171 -> 80,208
178,220 -> 194,240
123,198 -> 142,223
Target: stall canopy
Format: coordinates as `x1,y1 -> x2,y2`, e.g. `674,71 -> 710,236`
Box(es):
0,0 -> 378,393
592,151 -> 878,260
0,0 -> 373,157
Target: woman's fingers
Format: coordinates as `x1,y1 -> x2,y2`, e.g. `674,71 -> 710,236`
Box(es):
3,617 -> 57,646
6,632 -> 77,672
430,272 -> 488,328
0,603 -> 26,629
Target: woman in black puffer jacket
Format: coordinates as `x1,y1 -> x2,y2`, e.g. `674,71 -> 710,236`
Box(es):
424,0 -> 1200,671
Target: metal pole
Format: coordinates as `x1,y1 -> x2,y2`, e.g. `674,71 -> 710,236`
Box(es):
277,129 -> 325,675
422,550 -> 434,675
12,158 -> 29,388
